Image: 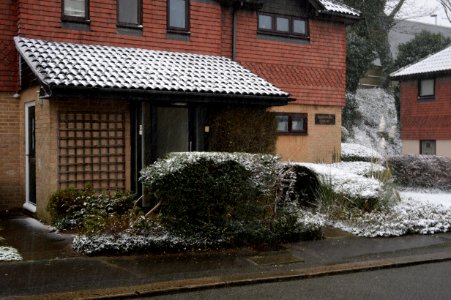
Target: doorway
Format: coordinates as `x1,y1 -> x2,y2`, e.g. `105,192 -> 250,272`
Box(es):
25,102 -> 36,211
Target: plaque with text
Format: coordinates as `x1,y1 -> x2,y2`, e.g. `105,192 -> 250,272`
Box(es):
315,114 -> 335,125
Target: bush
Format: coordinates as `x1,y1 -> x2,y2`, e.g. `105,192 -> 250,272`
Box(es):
387,155 -> 451,191
141,153 -> 279,244
208,106 -> 277,154
47,186 -> 96,230
276,164 -> 320,208
47,188 -> 137,231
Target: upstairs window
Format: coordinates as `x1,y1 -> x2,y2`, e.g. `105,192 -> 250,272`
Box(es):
418,79 -> 435,100
258,13 -> 308,38
276,113 -> 308,134
117,0 -> 142,29
168,0 -> 190,33
62,0 -> 89,23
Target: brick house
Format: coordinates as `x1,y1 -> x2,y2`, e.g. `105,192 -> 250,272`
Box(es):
391,45 -> 451,157
0,0 -> 359,219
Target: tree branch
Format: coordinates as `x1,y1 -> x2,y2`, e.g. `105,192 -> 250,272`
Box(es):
440,0 -> 451,22
387,0 -> 408,20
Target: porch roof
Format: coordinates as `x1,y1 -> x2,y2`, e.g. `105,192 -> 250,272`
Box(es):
14,37 -> 289,100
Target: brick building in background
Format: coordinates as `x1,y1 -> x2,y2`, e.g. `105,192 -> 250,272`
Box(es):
0,0 -> 360,219
391,45 -> 451,158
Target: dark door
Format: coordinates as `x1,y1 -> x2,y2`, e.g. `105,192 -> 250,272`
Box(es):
27,105 -> 36,205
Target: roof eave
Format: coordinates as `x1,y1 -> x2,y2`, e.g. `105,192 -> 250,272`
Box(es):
48,85 -> 292,106
390,69 -> 451,81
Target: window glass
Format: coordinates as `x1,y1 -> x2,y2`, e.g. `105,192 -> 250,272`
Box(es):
291,116 -> 305,132
169,0 -> 186,29
293,19 -> 306,34
64,0 -> 86,18
420,79 -> 434,97
421,140 -> 436,155
276,116 -> 289,132
118,0 -> 140,25
276,17 -> 289,32
258,14 -> 272,30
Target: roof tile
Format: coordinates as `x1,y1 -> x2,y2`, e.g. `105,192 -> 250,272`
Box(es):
15,37 -> 288,98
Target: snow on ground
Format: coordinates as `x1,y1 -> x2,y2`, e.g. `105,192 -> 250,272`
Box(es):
0,246 -> 22,261
400,190 -> 451,208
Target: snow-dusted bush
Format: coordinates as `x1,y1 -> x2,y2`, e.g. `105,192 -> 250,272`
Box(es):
47,187 -> 136,231
387,155 -> 451,191
341,143 -> 383,162
328,198 -> 451,237
344,88 -> 401,157
276,164 -> 320,208
140,152 -> 317,245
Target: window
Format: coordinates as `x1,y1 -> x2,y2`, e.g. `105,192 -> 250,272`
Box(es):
117,0 -> 142,29
62,0 -> 89,23
168,0 -> 189,33
276,113 -> 307,134
418,79 -> 435,100
258,13 -> 308,38
420,140 -> 436,155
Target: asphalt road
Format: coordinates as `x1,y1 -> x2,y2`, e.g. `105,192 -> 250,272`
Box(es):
150,261 -> 451,300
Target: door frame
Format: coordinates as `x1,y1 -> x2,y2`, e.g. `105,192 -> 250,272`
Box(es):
24,101 -> 36,213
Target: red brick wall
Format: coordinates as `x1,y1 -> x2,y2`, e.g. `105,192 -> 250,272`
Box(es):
17,0 -> 225,55
400,76 -> 451,140
236,10 -> 347,107
14,0 -> 346,107
0,0 -> 19,92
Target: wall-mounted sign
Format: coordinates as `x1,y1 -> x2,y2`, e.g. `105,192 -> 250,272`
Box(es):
315,114 -> 335,125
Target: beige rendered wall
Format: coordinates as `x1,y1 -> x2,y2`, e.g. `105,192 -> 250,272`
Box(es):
437,141 -> 451,158
271,104 -> 342,163
402,140 -> 420,155
27,90 -> 131,221
402,140 -> 451,158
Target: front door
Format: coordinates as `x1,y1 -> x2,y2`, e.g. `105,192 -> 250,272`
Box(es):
156,106 -> 190,158
25,103 -> 36,206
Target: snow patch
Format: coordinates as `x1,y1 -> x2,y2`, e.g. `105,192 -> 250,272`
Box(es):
330,161 -> 385,176
400,190 -> 451,208
0,246 -> 22,261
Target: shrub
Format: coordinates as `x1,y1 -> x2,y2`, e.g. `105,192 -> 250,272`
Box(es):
47,188 -> 137,231
276,164 -> 320,208
141,153 -> 278,244
208,106 -> 277,154
47,186 -> 96,230
387,155 -> 451,191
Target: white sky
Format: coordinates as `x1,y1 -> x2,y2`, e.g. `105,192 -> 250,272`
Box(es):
398,0 -> 451,27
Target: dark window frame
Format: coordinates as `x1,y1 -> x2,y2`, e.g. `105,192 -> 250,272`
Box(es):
167,0 -> 190,34
418,78 -> 435,101
61,0 -> 90,24
117,0 -> 143,29
420,140 -> 436,155
275,113 -> 308,135
257,13 -> 309,39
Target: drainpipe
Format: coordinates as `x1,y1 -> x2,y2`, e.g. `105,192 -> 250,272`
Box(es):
232,1 -> 244,61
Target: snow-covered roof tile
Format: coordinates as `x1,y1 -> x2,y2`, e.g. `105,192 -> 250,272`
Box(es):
318,0 -> 361,17
14,37 -> 289,98
391,45 -> 451,79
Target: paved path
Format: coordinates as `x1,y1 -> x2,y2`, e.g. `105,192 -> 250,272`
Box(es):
2,215 -> 451,299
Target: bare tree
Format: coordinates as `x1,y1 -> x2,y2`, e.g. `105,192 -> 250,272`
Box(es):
439,0 -> 451,21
